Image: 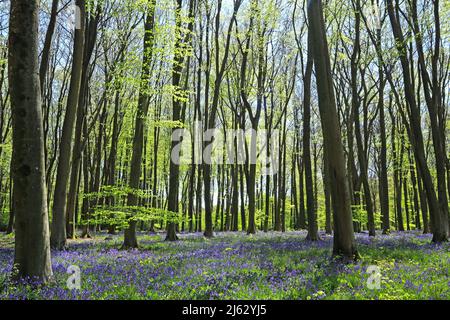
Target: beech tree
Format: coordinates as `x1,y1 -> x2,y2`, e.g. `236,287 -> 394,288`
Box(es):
3,0 -> 449,273
308,0 -> 358,260
9,0 -> 53,281
387,0 -> 448,242
123,0 -> 156,248
51,0 -> 86,249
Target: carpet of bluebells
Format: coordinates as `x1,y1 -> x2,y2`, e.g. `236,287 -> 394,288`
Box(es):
0,230 -> 449,300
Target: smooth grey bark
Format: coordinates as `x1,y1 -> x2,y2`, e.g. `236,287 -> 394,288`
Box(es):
123,2 -> 156,248
167,0 -> 195,241
351,0 -> 375,237
39,0 -> 59,92
303,37 -> 318,241
323,147 -> 332,234
65,3 -> 101,240
50,0 -> 86,249
239,164 -> 246,231
409,149 -> 421,230
106,91 -> 121,234
202,0 -> 242,238
417,163 -> 430,233
231,115 -> 240,231
308,0 -> 358,260
9,0 -> 53,282
6,163 -> 14,234
409,0 -> 449,238
376,40 -> 390,234
239,0 -> 264,235
387,0 -> 447,242
298,155 -> 306,229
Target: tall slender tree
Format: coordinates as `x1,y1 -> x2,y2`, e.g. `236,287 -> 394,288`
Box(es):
387,0 -> 447,242
202,0 -> 242,237
51,0 -> 86,249
166,0 -> 196,241
303,34 -> 318,241
9,0 -> 53,281
123,1 -> 156,248
351,0 -> 375,237
308,0 -> 358,260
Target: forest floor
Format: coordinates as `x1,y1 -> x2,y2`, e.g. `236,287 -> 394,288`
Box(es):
0,230 -> 449,300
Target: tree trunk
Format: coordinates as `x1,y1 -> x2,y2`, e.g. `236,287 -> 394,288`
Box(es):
239,165 -> 246,231
123,3 -> 156,248
6,169 -> 14,234
409,150 -> 421,230
65,4 -> 100,241
303,25 -> 319,241
298,156 -> 306,229
387,0 -> 447,242
323,147 -> 332,234
39,0 -> 59,92
308,0 -> 358,260
203,0 -> 242,237
80,118 -> 91,238
351,0 -> 375,237
404,173 -> 410,231
106,90 -> 122,234
378,55 -> 389,234
9,0 -> 53,282
51,0 -> 85,248
417,164 -> 429,233
409,0 -> 449,238
396,127 -> 405,231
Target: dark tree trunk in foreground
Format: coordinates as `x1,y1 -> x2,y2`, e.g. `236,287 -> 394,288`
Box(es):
123,3 -> 156,248
9,0 -> 53,282
308,0 -> 358,260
